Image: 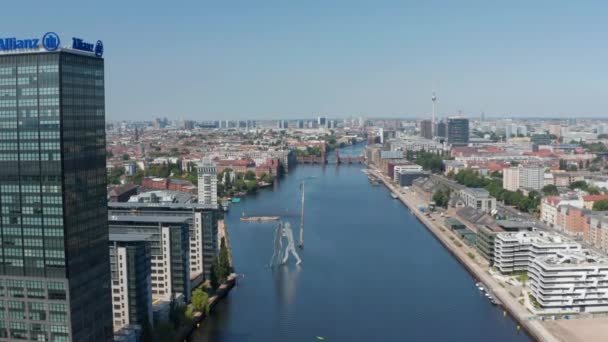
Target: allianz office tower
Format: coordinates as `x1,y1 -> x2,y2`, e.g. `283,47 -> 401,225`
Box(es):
0,35 -> 112,341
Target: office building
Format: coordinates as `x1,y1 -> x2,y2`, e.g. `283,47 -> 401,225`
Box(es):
277,120 -> 288,129
0,33 -> 112,340
317,116 -> 326,128
459,188 -> 496,213
109,198 -> 219,284
419,120 -> 433,140
447,117 -> 469,146
109,235 -> 153,332
108,215 -> 191,302
476,225 -> 501,264
436,120 -> 447,138
197,158 -> 217,206
531,133 -> 552,146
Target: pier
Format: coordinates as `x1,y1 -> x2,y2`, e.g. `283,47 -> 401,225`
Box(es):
240,216 -> 280,222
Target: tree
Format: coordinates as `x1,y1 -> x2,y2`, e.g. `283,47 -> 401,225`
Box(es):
588,186 -> 601,195
219,237 -> 232,281
541,184 -> 559,196
107,167 -> 125,185
569,180 -> 588,191
191,288 -> 209,313
121,154 -> 130,161
593,200 -> 608,211
154,322 -> 176,342
131,169 -> 144,185
432,189 -> 450,208
210,260 -> 220,290
490,170 -> 502,179
244,170 -> 256,181
140,316 -> 154,342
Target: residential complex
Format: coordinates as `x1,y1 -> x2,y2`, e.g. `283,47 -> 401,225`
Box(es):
109,196 -> 219,284
108,215 -> 191,302
494,231 -> 581,274
529,250 -> 608,314
502,166 -> 545,191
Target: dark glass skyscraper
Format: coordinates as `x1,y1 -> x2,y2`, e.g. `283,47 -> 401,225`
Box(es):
0,41 -> 112,341
447,117 -> 470,146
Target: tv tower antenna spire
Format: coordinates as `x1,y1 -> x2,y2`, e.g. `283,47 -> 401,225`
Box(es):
431,92 -> 437,138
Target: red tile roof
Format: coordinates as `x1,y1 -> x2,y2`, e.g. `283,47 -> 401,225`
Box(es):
582,195 -> 608,202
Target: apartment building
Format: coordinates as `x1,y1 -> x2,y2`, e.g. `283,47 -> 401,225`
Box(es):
502,166 -> 545,191
108,215 -> 191,302
494,231 -> 581,274
529,250 -> 608,314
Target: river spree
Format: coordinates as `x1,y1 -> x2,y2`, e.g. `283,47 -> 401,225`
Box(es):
191,151 -> 531,341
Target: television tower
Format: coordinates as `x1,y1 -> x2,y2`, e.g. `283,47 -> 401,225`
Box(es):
431,92 -> 437,138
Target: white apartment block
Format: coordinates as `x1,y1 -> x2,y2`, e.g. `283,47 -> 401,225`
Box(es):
503,167 -> 520,192
529,250 -> 608,314
502,166 -> 544,191
459,188 -> 496,214
198,158 -> 218,205
494,231 -> 581,274
112,247 -> 130,331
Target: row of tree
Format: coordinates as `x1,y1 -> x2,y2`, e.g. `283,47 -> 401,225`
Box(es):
449,169 -> 541,213
210,237 -> 233,290
404,150 -> 446,173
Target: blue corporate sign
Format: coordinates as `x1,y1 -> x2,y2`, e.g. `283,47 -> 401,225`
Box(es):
42,32 -> 60,51
72,37 -> 104,57
0,32 -> 103,57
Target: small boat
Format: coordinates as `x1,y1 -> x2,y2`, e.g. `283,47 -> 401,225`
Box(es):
316,337 -> 326,341
390,193 -> 398,199
231,197 -> 241,204
489,298 -> 498,305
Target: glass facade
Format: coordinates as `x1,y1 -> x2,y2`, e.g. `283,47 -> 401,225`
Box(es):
447,118 -> 470,146
109,240 -> 152,330
0,51 -> 111,341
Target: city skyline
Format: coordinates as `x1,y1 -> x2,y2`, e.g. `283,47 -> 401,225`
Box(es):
5,1 -> 608,120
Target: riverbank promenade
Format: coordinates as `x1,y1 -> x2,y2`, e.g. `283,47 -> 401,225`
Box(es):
369,169 -> 560,342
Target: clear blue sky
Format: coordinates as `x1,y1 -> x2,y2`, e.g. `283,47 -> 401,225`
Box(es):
6,0 -> 608,120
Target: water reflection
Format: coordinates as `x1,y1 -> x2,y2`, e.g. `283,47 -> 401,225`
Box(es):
272,265 -> 301,309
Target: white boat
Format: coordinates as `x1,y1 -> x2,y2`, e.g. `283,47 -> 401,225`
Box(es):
390,193 -> 398,199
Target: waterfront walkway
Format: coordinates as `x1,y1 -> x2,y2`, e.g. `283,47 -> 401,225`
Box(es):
369,169 -> 560,342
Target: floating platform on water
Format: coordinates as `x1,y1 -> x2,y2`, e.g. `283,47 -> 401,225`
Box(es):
240,216 -> 280,222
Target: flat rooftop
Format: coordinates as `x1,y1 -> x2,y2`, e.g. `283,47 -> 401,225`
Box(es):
109,201 -> 218,211
497,230 -> 581,247
108,214 -> 190,224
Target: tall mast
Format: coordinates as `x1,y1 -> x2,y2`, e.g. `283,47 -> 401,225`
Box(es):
298,181 -> 305,249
